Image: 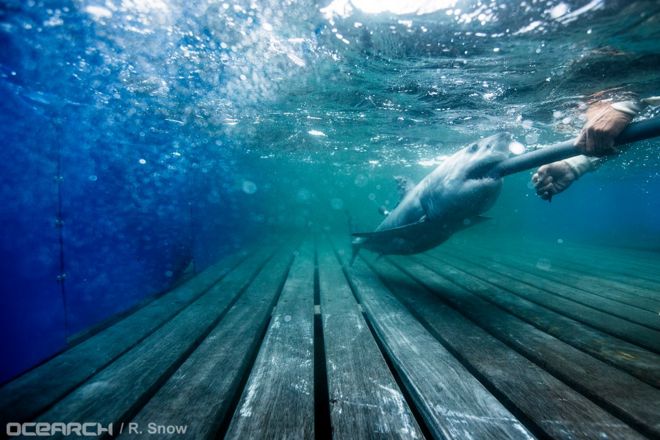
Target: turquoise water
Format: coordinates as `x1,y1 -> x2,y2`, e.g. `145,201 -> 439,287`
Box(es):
1,0 -> 660,381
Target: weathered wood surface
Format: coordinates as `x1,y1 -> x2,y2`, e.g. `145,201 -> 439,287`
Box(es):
338,252 -> 534,440
370,256 -> 650,439
452,237 -> 660,302
0,250 -> 248,427
445,239 -> 660,312
4,235 -> 660,440
317,245 -> 423,439
428,250 -> 660,388
440,248 -> 660,331
33,247 -> 274,435
122,248 -> 294,439
434,249 -> 660,354
224,245 -> 315,439
554,242 -> 660,282
511,249 -> 660,306
391,255 -> 660,438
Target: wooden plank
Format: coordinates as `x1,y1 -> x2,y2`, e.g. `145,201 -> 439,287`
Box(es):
392,255 -> 660,438
448,238 -> 660,301
562,242 -> 660,277
523,249 -> 660,303
435,250 -> 660,354
317,245 -> 423,439
552,268 -> 660,304
439,248 -> 660,330
224,244 -> 315,439
371,256 -> 651,439
428,252 -> 660,388
32,246 -> 275,431
0,249 -> 250,427
514,240 -> 660,298
447,239 -> 660,307
334,254 -> 534,439
123,247 -> 294,439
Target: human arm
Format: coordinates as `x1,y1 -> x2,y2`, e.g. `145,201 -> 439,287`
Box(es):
531,91 -> 642,200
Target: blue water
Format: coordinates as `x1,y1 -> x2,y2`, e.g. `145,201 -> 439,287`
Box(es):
1,0 -> 659,382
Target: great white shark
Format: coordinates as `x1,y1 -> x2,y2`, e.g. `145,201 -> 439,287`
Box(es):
351,133 -> 513,261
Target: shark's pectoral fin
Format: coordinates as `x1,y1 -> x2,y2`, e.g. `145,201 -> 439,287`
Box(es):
351,216 -> 429,240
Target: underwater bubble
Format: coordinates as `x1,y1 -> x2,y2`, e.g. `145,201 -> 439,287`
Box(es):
165,270 -> 173,277
138,158 -> 147,165
368,193 -> 376,201
549,3 -> 569,19
88,175 -> 98,182
297,189 -> 312,202
525,133 -> 538,144
462,218 -> 471,226
242,180 -> 257,194
557,238 -> 564,244
354,174 -> 368,187
308,129 -> 326,137
508,141 -> 525,155
330,198 -> 344,210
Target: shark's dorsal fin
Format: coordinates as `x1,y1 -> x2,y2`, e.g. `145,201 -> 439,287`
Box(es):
394,176 -> 415,201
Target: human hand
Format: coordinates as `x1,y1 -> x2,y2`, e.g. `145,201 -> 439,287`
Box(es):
575,101 -> 632,156
531,161 -> 578,201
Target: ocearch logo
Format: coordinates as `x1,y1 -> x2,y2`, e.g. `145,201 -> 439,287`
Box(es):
5,422 -> 113,437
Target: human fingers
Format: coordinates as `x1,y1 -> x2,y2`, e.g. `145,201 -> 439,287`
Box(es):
532,165 -> 549,184
532,171 -> 542,185
536,183 -> 557,201
575,128 -> 587,154
584,128 -> 596,155
533,175 -> 553,191
538,187 -> 554,200
600,136 -> 617,155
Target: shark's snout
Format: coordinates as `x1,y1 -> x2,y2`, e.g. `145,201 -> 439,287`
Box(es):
463,133 -> 513,180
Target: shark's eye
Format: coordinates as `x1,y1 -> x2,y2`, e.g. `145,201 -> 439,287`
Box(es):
469,144 -> 478,153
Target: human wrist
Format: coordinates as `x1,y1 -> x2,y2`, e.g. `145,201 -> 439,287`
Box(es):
563,156 -> 596,179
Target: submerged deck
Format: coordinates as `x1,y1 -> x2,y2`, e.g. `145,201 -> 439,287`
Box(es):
2,235 -> 660,439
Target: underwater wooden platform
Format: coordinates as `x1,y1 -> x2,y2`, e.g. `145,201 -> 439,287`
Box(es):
1,236 -> 659,439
